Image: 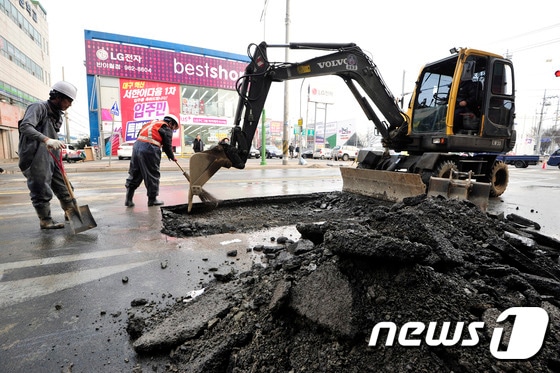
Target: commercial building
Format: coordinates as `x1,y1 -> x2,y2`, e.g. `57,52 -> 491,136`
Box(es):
84,30 -> 250,156
0,0 -> 51,160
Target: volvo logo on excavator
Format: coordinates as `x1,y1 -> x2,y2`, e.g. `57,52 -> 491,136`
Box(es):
317,54 -> 358,71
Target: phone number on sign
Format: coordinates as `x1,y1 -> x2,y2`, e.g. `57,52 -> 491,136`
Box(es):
124,65 -> 152,73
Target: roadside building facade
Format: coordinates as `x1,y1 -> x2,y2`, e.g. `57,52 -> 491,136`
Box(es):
84,30 -> 250,156
0,0 -> 51,160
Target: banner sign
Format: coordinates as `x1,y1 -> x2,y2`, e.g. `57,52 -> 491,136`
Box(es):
119,79 -> 181,146
86,40 -> 247,90
308,83 -> 336,104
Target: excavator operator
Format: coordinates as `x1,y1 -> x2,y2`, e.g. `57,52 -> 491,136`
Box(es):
454,57 -> 485,134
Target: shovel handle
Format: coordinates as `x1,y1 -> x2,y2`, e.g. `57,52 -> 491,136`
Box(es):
48,149 -> 76,201
174,159 -> 185,173
174,160 -> 191,182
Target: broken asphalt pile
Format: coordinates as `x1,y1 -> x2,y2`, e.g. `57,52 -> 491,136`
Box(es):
127,192 -> 560,372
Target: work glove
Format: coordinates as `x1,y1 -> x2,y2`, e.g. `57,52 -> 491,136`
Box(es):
45,138 -> 65,150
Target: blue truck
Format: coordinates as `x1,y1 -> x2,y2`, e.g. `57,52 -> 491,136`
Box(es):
477,153 -> 540,168
547,149 -> 560,168
495,154 -> 540,168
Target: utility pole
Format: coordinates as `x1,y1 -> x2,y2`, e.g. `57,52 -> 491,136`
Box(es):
298,79 -> 307,165
260,0 -> 269,165
282,0 -> 290,165
536,91 -> 559,155
62,67 -> 70,143
536,90 -> 546,155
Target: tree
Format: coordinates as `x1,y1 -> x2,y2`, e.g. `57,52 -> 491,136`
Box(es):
541,125 -> 560,154
74,137 -> 91,149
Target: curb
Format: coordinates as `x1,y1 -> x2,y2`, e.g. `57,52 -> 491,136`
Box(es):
0,157 -> 349,175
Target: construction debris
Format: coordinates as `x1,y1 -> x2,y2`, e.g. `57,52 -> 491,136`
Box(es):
127,193 -> 560,372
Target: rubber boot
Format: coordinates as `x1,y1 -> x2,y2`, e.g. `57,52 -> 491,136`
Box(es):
60,199 -> 75,221
148,197 -> 164,206
35,204 -> 64,230
125,188 -> 135,207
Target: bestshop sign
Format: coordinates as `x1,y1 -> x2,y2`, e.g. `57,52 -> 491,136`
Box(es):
85,40 -> 247,90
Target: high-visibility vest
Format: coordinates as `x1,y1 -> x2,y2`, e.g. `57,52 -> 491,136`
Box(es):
137,120 -> 165,147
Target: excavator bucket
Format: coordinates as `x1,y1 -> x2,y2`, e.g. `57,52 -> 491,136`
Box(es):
188,147 -> 233,212
340,167 -> 426,202
427,173 -> 491,211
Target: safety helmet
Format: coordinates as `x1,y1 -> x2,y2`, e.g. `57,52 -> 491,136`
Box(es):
51,81 -> 78,100
163,114 -> 179,127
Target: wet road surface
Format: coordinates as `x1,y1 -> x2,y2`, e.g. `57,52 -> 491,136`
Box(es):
0,160 -> 558,372
0,160 -> 343,372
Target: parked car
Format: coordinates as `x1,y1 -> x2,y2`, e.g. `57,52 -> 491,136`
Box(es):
259,145 -> 283,159
547,149 -> 560,168
300,147 -> 314,158
62,144 -> 85,163
117,141 -> 135,160
332,145 -> 359,161
313,147 -> 332,159
249,145 -> 260,159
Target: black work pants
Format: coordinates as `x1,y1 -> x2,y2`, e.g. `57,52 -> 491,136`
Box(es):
125,141 -> 162,198
22,146 -> 71,210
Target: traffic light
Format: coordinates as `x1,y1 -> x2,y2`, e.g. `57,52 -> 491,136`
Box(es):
555,70 -> 560,77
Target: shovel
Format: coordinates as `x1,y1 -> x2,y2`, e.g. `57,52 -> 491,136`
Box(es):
174,160 -> 219,211
49,150 -> 97,234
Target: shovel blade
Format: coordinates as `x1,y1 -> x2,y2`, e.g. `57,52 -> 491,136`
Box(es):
66,205 -> 97,234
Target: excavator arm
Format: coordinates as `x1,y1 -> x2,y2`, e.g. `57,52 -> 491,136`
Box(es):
188,42 -> 410,211
229,42 -> 410,163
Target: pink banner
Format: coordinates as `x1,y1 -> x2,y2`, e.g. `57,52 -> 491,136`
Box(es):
120,79 -> 181,146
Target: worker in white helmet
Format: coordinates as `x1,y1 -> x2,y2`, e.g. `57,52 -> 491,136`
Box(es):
124,114 -> 179,207
18,81 -> 78,229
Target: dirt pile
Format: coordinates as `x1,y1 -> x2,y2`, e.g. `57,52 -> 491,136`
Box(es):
128,192 -> 560,372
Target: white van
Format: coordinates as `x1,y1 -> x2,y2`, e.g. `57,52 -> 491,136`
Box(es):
332,145 -> 359,161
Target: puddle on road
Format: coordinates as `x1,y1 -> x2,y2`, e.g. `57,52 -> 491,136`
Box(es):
168,225 -> 302,269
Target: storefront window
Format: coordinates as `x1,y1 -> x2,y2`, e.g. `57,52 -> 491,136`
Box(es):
181,86 -> 236,118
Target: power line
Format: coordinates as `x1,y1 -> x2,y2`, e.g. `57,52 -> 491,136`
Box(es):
492,23 -> 560,45
510,38 -> 560,54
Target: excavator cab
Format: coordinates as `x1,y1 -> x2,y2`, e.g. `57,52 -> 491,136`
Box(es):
406,50 -> 515,152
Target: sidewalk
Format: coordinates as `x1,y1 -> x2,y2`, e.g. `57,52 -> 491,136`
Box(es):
0,155 -> 333,174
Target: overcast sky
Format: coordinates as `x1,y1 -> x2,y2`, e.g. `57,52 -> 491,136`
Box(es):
39,0 -> 560,138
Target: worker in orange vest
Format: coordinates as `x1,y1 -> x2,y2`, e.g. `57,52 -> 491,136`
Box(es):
125,114 -> 179,207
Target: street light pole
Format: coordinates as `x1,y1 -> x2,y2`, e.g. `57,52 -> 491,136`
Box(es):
282,0 -> 291,165
298,79 -> 307,165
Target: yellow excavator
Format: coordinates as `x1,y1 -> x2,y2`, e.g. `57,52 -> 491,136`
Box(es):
187,42 -> 516,212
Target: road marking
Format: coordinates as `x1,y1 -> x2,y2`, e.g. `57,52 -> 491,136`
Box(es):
0,248 -> 139,272
0,260 -> 153,309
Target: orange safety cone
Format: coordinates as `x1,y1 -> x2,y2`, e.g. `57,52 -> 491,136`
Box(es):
542,161 -> 546,169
